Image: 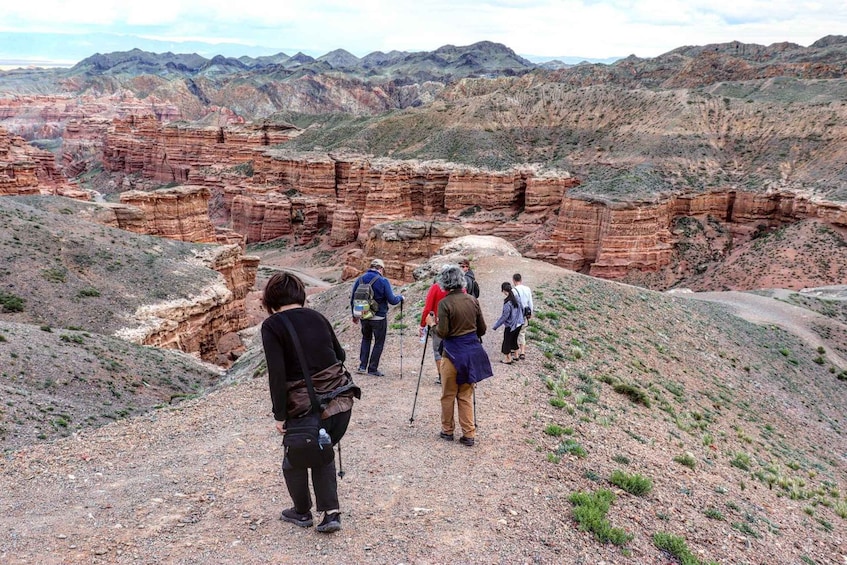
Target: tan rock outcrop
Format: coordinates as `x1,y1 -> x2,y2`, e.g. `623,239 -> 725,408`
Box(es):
116,244 -> 260,365
349,220 -> 470,280
119,185 -> 217,243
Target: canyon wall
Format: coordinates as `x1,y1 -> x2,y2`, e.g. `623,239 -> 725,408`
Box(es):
0,126 -> 73,196
116,244 -> 260,365
83,185 -> 257,365
103,115 -> 299,183
532,190 -> 847,279
96,116 -> 847,283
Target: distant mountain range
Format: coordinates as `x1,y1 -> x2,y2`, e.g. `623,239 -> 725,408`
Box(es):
0,31 -> 616,69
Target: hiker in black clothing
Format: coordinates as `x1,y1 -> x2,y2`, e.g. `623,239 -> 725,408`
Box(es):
262,272 -> 358,534
350,258 -> 404,377
459,258 -> 480,298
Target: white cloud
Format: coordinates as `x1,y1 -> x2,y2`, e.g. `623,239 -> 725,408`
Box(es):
2,0 -> 846,59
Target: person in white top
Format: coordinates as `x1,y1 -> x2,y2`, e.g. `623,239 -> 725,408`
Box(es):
511,273 -> 534,360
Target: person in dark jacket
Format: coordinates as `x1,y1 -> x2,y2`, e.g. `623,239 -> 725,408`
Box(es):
262,271 -> 357,534
492,281 -> 525,364
350,258 -> 404,377
459,258 -> 479,298
425,264 -> 492,447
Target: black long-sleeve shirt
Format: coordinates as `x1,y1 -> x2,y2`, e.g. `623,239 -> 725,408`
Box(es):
261,307 -> 346,421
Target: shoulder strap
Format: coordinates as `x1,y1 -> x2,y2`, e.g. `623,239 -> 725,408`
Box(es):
279,314 -> 322,415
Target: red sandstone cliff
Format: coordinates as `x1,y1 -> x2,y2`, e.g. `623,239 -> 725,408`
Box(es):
0,126 -> 81,197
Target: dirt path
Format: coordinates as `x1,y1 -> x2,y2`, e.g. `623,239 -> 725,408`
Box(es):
0,257 -> 603,564
678,289 -> 847,370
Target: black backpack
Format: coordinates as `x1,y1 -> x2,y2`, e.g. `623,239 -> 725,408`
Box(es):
466,273 -> 480,298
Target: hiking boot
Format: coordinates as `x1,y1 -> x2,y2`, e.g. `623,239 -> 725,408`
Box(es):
356,366 -> 367,374
316,512 -> 342,533
459,436 -> 475,447
439,431 -> 454,441
280,507 -> 313,527
367,369 -> 385,377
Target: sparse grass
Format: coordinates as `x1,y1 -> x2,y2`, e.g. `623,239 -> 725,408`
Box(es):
653,532 -> 716,565
557,438 -> 588,458
41,266 -> 67,283
730,452 -> 752,471
612,454 -> 631,465
0,291 -> 25,312
612,382 -> 651,407
673,452 -> 697,469
731,521 -> 760,538
569,489 -> 633,546
609,470 -> 653,496
703,507 -> 724,520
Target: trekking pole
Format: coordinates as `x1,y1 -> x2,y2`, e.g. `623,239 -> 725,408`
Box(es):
409,325 -> 430,424
337,441 -> 345,478
399,298 -> 405,379
473,386 -> 478,428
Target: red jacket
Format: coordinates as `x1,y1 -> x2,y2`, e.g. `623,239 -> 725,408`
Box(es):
420,282 -> 449,327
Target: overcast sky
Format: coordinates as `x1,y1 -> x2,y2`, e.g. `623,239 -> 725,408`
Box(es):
3,0 -> 846,64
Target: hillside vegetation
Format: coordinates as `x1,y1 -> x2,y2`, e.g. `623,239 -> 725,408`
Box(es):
0,196 -> 227,449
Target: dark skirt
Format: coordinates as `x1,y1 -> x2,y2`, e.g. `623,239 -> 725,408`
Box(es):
502,325 -> 521,355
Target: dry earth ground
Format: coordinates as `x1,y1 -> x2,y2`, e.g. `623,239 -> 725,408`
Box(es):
1,256 -> 846,565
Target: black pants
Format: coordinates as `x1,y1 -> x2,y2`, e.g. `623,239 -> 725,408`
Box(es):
501,325 -> 521,355
358,317 -> 387,372
282,409 -> 352,513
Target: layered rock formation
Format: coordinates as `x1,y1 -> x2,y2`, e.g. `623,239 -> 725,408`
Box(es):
342,220 -> 471,281
103,115 -> 299,183
0,126 -> 69,195
532,190 -> 847,279
118,185 -> 218,242
116,244 -> 259,365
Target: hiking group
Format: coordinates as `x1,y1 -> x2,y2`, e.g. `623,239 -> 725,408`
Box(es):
260,258 -> 534,534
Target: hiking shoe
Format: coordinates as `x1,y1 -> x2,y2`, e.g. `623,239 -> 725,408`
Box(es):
367,369 -> 385,377
356,366 -> 367,374
280,507 -> 313,527
459,436 -> 475,447
439,431 -> 454,441
316,512 -> 342,533
519,354 -> 526,360
435,377 -> 442,385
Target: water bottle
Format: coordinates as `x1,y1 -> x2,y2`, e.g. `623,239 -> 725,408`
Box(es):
420,326 -> 428,343
318,428 -> 332,449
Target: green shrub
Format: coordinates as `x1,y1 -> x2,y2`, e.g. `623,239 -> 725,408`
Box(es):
42,267 -> 67,283
730,452 -> 751,471
557,438 -> 587,458
609,469 -> 653,496
0,291 -> 25,312
673,453 -> 697,469
544,424 -> 569,437
569,489 -> 632,546
613,382 -> 651,407
703,507 -> 724,520
77,287 -> 101,298
653,532 -> 717,565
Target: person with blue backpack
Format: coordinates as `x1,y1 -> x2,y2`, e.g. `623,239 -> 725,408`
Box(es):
350,258 -> 404,377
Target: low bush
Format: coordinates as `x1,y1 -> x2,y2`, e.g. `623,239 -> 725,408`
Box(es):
610,469 -> 653,496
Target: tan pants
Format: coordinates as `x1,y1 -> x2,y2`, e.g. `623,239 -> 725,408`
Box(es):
440,357 -> 475,439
